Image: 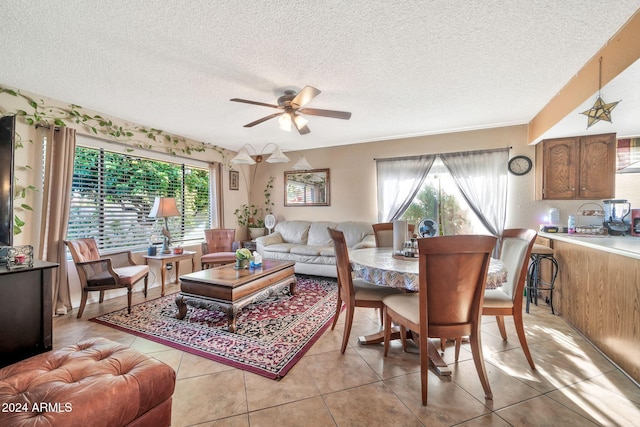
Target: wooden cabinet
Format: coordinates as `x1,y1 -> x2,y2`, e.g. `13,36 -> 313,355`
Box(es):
0,261 -> 58,368
536,133 -> 616,200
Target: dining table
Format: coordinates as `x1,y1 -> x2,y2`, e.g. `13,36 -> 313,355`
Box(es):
349,246 -> 508,376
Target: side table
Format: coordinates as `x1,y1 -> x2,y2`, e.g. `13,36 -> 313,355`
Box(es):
143,251 -> 196,296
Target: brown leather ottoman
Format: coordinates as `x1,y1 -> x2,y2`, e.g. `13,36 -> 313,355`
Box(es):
0,337 -> 176,427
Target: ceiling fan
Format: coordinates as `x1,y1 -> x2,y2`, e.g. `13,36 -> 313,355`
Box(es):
230,85 -> 351,135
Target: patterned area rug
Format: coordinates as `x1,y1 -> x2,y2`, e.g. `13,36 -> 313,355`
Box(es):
91,275 -> 338,379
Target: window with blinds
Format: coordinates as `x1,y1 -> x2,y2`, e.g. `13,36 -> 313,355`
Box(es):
67,146 -> 210,252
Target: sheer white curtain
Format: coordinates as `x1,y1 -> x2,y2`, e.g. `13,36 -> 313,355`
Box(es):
376,155 -> 436,222
440,148 -> 509,240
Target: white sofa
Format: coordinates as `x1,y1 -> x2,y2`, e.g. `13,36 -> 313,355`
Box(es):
255,220 -> 375,277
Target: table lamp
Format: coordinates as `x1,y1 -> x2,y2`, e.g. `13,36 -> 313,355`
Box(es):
149,197 -> 180,253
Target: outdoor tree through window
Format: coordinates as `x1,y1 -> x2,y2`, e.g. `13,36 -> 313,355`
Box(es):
67,146 -> 210,252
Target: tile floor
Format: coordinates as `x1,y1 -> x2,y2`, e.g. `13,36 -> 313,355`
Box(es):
53,281 -> 640,427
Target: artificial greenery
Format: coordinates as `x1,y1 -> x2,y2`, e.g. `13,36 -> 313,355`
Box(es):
234,176 -> 275,228
0,85 -> 230,236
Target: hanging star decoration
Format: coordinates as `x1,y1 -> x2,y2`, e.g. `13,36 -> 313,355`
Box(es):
580,57 -> 620,128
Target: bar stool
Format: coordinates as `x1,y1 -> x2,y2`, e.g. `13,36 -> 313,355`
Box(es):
526,243 -> 558,314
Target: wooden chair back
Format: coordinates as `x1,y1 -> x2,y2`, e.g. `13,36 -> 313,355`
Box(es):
372,222 -> 416,247
499,229 -> 537,303
203,229 -> 235,254
328,227 -> 354,303
417,235 -> 496,338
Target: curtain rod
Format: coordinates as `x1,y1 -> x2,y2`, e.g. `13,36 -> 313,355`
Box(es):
374,146 -> 511,162
34,123 -> 61,130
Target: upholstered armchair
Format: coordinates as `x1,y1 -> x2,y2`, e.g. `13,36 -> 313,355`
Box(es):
65,238 -> 149,318
200,229 -> 239,269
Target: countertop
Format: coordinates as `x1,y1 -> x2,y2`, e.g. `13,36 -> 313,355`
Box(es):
539,232 -> 640,260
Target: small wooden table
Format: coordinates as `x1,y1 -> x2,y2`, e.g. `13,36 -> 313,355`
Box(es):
175,260 -> 296,333
143,251 -> 196,297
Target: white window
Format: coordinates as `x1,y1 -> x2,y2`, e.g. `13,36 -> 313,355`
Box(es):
400,158 -> 489,235
67,146 -> 210,252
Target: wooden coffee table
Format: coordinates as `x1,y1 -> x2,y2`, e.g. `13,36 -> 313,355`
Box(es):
175,260 -> 296,333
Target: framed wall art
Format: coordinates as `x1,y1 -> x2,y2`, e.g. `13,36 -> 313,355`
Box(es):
229,170 -> 239,191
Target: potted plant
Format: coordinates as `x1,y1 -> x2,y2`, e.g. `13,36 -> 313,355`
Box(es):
234,176 -> 274,240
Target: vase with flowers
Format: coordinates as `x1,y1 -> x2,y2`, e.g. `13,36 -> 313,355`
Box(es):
235,248 -> 252,270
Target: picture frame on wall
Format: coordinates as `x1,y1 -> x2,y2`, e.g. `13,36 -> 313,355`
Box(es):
229,170 -> 239,190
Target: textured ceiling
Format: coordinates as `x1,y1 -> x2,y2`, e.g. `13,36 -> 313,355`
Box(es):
1,1 -> 639,153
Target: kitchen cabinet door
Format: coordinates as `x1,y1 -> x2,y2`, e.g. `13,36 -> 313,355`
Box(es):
578,133 -> 616,199
537,133 -> 615,200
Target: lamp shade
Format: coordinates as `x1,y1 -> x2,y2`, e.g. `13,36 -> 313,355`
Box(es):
292,155 -> 313,170
230,147 -> 257,165
149,197 -> 180,218
266,146 -> 290,163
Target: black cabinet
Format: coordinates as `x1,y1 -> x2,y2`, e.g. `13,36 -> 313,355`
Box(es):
0,261 -> 58,368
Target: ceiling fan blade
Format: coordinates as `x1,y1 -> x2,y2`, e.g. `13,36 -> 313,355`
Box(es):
290,86 -> 321,109
230,98 -> 280,109
243,112 -> 283,127
298,108 -> 352,120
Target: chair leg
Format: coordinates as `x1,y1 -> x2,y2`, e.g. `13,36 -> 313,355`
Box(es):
400,325 -> 408,352
143,275 -> 148,298
99,290 -> 105,303
378,307 -> 384,325
454,338 -> 461,362
469,331 -> 493,400
418,331 -> 429,405
383,307 -> 392,357
127,288 -> 133,314
440,337 -> 446,352
331,292 -> 342,331
77,290 -> 88,319
513,311 -> 536,369
340,302 -> 354,354
496,315 -> 507,340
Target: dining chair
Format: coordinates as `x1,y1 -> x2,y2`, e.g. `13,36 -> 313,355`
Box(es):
200,229 -> 237,269
483,228 -> 537,369
328,227 -> 402,354
65,238 -> 149,318
383,235 -> 497,405
372,222 -> 416,247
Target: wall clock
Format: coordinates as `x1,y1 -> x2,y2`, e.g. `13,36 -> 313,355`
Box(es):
508,155 -> 532,176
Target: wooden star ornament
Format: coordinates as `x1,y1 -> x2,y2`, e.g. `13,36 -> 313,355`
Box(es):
580,95 -> 620,128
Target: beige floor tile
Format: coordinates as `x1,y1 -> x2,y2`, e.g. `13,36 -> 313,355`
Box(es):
194,414 -> 250,427
386,371 -> 491,426
171,370 -> 247,427
248,396 -> 335,427
245,359 -> 321,411
353,341 -> 420,380
455,413 -> 512,427
148,348 -> 183,373
323,381 -> 423,426
546,377 -> 640,426
451,358 -> 542,410
304,348 -> 380,394
587,370 -> 640,404
496,395 -> 599,426
174,351 -> 235,380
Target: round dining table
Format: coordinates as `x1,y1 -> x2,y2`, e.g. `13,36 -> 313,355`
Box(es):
349,247 -> 507,292
349,247 -> 508,376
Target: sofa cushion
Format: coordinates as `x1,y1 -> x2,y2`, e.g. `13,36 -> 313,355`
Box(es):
275,221 -> 311,244
262,243 -> 298,254
336,221 -> 374,248
290,245 -> 334,257
307,222 -> 337,246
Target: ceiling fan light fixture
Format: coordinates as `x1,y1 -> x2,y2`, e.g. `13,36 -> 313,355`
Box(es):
293,114 -> 308,129
230,147 -> 257,165
266,145 -> 290,163
278,113 -> 292,131
292,155 -> 313,170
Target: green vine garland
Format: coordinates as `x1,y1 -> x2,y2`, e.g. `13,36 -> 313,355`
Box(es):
0,85 -> 232,236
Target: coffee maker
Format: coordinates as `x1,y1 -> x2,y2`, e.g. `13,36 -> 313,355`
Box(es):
602,199 -> 631,235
